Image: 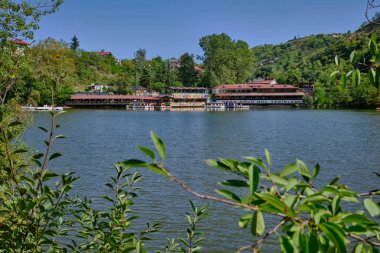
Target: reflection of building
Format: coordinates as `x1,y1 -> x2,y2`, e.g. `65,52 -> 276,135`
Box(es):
213,80 -> 305,105
165,87 -> 209,108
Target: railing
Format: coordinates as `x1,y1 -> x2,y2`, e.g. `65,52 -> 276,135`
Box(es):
170,102 -> 206,107
217,100 -> 304,105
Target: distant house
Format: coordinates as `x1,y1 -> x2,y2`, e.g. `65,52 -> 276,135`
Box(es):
10,39 -> 29,55
12,39 -> 29,46
132,86 -> 149,96
169,59 -> 180,70
98,49 -> 112,56
89,84 -> 110,93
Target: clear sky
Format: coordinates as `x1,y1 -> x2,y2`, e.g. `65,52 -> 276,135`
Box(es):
33,0 -> 369,60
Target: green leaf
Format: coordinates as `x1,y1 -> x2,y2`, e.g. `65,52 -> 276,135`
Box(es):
257,193 -> 292,215
286,178 -> 298,192
251,211 -> 265,236
243,156 -> 266,169
138,146 -> 155,160
312,163 -> 320,179
353,244 -> 364,253
54,134 -> 65,139
280,162 -> 298,177
364,198 -> 380,217
300,194 -> 330,206
38,126 -> 48,133
8,121 -> 22,127
352,69 -> 360,87
309,231 -> 319,253
329,176 -> 340,185
335,55 -> 339,66
280,236 -> 295,253
319,222 -> 347,253
122,159 -> 147,168
220,180 -> 249,187
248,165 -> 260,193
150,131 -> 166,160
239,214 -> 251,228
341,214 -> 377,225
330,70 -> 340,79
264,149 -> 272,167
297,159 -> 311,178
369,39 -> 378,56
12,149 -> 28,154
350,50 -> 357,64
215,189 -> 241,202
49,152 -> 62,161
145,164 -> 170,178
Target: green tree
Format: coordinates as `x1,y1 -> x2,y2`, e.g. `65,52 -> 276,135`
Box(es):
178,53 -> 197,86
30,38 -> 77,104
199,33 -> 254,87
70,35 -> 80,51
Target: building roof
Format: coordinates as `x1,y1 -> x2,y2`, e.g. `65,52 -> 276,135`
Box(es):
71,94 -> 159,100
248,79 -> 277,85
217,83 -> 297,89
13,39 -> 29,46
215,92 -> 305,97
167,86 -> 207,91
98,51 -> 112,56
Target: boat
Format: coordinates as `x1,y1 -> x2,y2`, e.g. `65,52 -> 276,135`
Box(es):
127,102 -> 155,111
377,107 -> 380,111
22,105 -> 64,112
206,102 -> 226,110
224,102 -> 250,110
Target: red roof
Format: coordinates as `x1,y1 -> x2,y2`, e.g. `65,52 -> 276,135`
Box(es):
216,92 -> 305,97
98,51 -> 112,56
217,83 -> 297,89
248,80 -> 276,85
13,39 -> 29,46
71,94 -> 159,100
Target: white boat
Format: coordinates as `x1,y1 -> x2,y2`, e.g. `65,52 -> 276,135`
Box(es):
224,103 -> 250,110
22,105 -> 64,112
206,102 -> 226,110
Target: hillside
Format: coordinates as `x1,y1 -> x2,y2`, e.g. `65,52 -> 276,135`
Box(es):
251,17 -> 380,83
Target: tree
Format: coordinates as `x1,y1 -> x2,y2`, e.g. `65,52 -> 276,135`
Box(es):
0,0 -> 63,42
178,53 -> 197,86
30,38 -> 77,104
199,33 -> 254,87
70,35 -> 79,51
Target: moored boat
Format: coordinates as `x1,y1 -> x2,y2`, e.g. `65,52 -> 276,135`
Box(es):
22,105 -> 64,111
206,102 -> 226,110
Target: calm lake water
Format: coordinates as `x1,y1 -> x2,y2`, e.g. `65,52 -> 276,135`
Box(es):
25,109 -> 380,252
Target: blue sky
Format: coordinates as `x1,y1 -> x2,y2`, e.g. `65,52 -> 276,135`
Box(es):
34,0 -> 369,60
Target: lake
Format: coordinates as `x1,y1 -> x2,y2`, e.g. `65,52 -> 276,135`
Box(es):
25,109 -> 380,252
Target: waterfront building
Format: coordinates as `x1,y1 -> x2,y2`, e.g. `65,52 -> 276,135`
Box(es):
165,87 -> 209,108
67,94 -> 159,108
213,80 -> 305,105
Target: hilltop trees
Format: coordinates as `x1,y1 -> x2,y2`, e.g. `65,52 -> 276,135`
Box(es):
0,0 -> 63,105
70,35 -> 80,51
178,53 -> 197,86
199,33 -> 254,87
